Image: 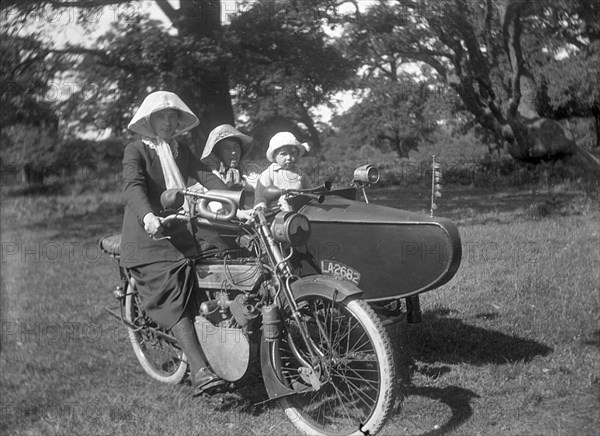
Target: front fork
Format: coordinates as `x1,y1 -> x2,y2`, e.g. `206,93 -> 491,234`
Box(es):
256,211 -> 323,378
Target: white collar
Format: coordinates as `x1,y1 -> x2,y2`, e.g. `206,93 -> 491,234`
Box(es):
142,137 -> 179,158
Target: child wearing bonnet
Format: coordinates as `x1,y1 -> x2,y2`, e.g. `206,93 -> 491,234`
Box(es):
254,131 -> 312,211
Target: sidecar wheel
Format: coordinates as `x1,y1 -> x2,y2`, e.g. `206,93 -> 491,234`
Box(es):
275,297 -> 395,436
124,291 -> 188,384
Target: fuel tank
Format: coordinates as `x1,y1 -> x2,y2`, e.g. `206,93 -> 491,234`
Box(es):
295,192 -> 462,301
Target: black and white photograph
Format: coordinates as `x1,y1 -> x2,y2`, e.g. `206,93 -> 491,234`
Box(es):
1,1 -> 598,435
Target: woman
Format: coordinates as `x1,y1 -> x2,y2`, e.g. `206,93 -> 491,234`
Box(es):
120,91 -> 228,394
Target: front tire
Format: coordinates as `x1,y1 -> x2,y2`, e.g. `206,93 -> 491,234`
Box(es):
274,296 -> 396,435
124,290 -> 188,384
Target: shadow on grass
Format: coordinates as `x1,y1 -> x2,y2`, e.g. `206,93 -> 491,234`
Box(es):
583,329 -> 600,349
385,307 -> 552,435
402,308 -> 553,365
198,379 -> 277,417
403,385 -> 479,436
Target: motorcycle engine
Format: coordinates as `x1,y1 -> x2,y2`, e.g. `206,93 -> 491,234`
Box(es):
229,293 -> 260,337
229,293 -> 259,326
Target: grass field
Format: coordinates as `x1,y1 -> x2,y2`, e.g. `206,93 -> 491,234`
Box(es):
1,182 -> 599,435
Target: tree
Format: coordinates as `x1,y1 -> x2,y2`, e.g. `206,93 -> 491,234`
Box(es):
0,26 -> 66,183
341,0 -> 600,172
535,42 -> 600,147
519,0 -> 600,147
1,0 -> 357,155
55,13 -> 234,147
224,1 -> 357,153
332,74 -> 440,159
1,0 -> 235,147
0,30 -> 61,129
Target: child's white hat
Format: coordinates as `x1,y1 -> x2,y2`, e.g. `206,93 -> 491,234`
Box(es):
266,132 -> 311,162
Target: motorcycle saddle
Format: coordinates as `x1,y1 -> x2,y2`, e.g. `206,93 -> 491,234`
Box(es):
99,234 -> 122,257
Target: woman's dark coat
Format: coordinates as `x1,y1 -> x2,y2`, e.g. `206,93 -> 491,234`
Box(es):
120,140 -> 227,268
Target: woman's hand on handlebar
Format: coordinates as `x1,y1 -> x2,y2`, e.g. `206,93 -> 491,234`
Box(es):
143,213 -> 163,236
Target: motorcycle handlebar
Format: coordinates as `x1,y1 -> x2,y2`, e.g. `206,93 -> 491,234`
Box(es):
160,213 -> 190,225
262,181 -> 331,204
292,191 -> 325,203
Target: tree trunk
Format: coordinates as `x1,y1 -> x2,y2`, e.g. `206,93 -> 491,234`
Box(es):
22,162 -> 45,185
496,0 -> 600,173
298,107 -> 322,154
594,107 -> 600,148
249,116 -> 301,161
157,0 -> 235,153
391,133 -> 409,159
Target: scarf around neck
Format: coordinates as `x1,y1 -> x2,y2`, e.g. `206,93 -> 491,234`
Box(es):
143,137 -> 190,212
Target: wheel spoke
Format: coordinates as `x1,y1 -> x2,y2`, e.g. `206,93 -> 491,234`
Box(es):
326,376 -> 360,424
331,370 -> 378,409
276,296 -> 393,434
334,370 -> 379,396
125,292 -> 186,383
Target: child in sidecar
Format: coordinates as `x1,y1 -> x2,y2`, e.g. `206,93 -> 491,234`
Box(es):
254,131 -> 312,211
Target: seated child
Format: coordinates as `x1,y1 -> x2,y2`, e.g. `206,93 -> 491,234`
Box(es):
254,131 -> 311,211
188,124 -> 256,217
200,124 -> 255,190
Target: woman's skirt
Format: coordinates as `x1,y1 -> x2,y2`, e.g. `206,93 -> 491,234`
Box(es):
128,258 -> 196,330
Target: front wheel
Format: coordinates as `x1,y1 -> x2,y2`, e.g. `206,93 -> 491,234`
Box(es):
124,290 -> 188,384
274,296 -> 396,435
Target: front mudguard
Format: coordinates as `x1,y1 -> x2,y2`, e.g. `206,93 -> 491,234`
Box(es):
290,274 -> 364,302
260,275 -> 363,400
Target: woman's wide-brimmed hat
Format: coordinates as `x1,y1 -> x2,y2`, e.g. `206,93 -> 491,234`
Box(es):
266,131 -> 310,163
201,124 -> 254,161
128,91 -> 199,137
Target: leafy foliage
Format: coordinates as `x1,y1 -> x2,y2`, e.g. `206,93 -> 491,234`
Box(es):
2,0 -> 600,185
0,31 -> 61,129
536,42 -> 600,125
338,0 -> 599,170
58,14 -> 233,140
331,76 -> 439,159
225,1 -> 356,150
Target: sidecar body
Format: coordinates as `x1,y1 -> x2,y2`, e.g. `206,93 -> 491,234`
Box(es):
292,189 -> 462,302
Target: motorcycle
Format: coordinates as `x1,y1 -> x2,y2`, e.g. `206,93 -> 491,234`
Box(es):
100,161 -> 462,436
101,180 -> 397,436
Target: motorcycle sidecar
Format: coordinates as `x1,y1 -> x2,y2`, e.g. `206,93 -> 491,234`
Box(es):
293,189 -> 462,302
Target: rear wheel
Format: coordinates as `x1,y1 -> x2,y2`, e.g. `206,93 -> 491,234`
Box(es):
124,290 -> 188,384
274,296 -> 395,435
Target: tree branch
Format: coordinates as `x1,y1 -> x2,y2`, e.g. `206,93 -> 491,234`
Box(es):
398,51 -> 448,79
502,0 -> 526,117
49,46 -> 144,73
49,0 -> 126,7
155,0 -> 179,23
50,46 -> 110,63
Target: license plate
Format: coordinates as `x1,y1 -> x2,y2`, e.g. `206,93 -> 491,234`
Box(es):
320,260 -> 361,285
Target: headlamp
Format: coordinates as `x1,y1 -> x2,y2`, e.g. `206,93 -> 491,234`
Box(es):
353,164 -> 380,185
271,212 -> 312,246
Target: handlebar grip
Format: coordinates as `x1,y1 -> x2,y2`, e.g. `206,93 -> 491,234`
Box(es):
160,214 -> 190,225
160,189 -> 185,209
300,192 -> 325,203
